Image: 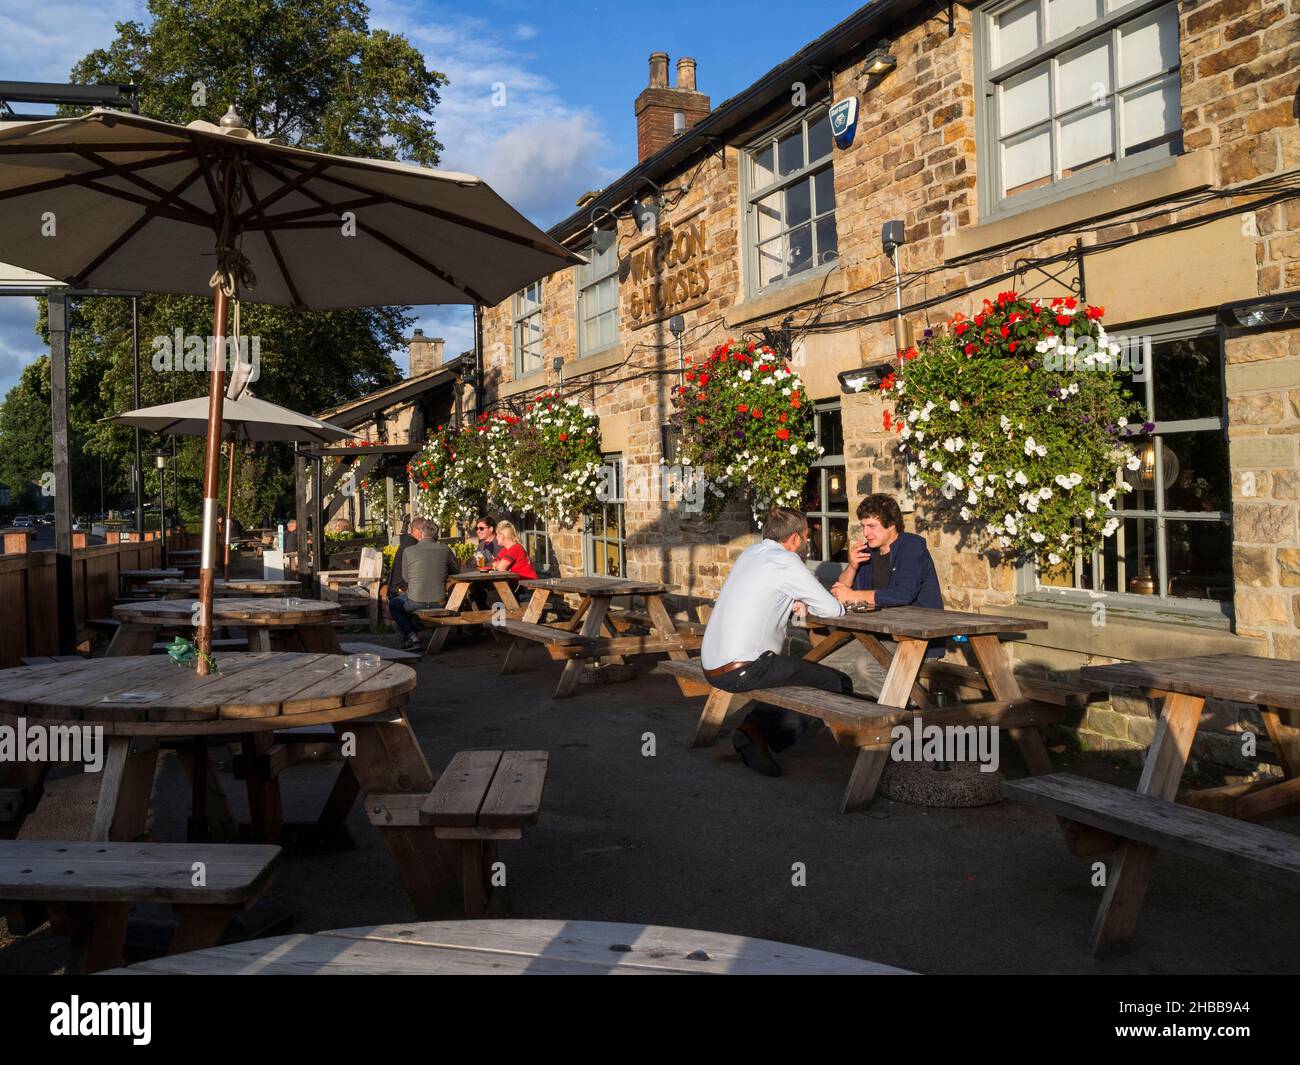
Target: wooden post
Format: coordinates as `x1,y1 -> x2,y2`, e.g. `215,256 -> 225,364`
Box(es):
195,285 -> 230,675
49,293 -> 77,655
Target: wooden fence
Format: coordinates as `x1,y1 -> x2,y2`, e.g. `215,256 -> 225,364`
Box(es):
0,529 -> 198,668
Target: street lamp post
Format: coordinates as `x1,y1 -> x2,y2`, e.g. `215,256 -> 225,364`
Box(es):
155,448 -> 168,568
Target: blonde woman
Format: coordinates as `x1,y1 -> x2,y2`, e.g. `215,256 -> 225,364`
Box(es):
491,520 -> 539,579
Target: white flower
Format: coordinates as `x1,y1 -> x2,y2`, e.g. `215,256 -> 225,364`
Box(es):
1125,454 -> 1141,471
960,507 -> 972,521
999,415 -> 1012,433
1084,507 -> 1095,519
1102,517 -> 1120,537
789,445 -> 799,456
984,486 -> 994,497
1048,552 -> 1061,565
967,490 -> 978,505
1030,531 -> 1046,544
970,450 -> 984,465
1117,416 -> 1128,428
949,400 -> 959,412
1014,470 -> 1028,486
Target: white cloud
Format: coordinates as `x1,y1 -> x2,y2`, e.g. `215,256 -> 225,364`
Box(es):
0,297 -> 42,398
369,2 -> 620,228
0,2 -> 140,85
513,23 -> 538,41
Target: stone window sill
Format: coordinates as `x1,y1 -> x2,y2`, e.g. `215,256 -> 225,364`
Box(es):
725,267 -> 843,329
945,150 -> 1217,262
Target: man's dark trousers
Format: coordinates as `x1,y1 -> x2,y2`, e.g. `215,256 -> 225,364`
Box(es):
707,651 -> 854,753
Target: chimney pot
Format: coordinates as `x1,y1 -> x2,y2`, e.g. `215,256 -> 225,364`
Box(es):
676,57 -> 697,92
648,52 -> 669,88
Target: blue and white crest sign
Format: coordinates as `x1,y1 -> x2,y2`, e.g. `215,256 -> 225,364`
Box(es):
829,97 -> 858,148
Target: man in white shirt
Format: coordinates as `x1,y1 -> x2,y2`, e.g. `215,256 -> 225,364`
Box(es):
701,506 -> 849,777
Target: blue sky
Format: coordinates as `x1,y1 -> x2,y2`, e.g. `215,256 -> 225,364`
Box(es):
0,0 -> 857,395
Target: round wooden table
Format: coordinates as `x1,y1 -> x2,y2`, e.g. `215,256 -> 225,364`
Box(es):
108,597 -> 343,656
149,578 -> 302,599
108,919 -> 914,974
0,652 -> 424,843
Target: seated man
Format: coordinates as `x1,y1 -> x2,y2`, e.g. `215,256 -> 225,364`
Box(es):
701,506 -> 848,777
832,492 -> 946,664
389,517 -> 453,650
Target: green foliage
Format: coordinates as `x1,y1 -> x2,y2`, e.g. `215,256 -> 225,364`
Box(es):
672,339 -> 820,523
873,292 -> 1146,563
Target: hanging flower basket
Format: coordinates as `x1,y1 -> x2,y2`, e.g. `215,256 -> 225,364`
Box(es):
510,393 -> 604,525
410,398 -> 604,529
861,292 -> 1147,565
672,339 -> 820,523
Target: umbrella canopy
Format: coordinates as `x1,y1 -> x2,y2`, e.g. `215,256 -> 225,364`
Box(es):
104,394 -> 358,444
0,105 -> 582,673
0,108 -> 584,306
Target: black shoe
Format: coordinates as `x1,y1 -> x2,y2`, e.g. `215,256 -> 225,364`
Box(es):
732,723 -> 782,777
402,635 -> 422,650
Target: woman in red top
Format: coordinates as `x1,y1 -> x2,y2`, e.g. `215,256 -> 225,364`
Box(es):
491,521 -> 538,579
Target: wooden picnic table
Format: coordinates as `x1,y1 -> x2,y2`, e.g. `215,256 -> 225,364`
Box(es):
785,606 -> 1056,809
419,570 -> 523,655
506,576 -> 701,697
1046,653 -> 1300,954
109,597 -> 343,656
118,568 -> 183,598
0,653 -> 464,917
109,919 -> 912,974
149,577 -> 301,599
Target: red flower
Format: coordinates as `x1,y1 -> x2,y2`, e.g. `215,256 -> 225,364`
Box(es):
883,411 -> 893,431
776,428 -> 790,440
790,397 -> 801,409
963,342 -> 975,355
559,433 -> 568,442
697,416 -> 706,425
1055,314 -> 1073,326
1085,304 -> 1105,320
736,404 -> 749,413
778,412 -> 788,423
698,374 -> 709,386
751,408 -> 763,419
903,346 -> 918,360
954,322 -> 969,335
999,325 -> 1010,338
1008,341 -> 1018,352
880,372 -> 896,391
1064,297 -> 1077,310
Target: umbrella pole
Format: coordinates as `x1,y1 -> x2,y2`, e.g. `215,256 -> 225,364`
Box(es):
223,437 -> 238,579
196,286 -> 231,676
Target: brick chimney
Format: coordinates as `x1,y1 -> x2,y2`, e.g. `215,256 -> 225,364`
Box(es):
408,328 -> 444,377
634,53 -> 710,163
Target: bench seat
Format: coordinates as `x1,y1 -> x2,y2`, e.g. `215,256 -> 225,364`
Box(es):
1003,773 -> 1300,892
365,750 -> 548,917
0,840 -> 280,972
498,620 -> 592,645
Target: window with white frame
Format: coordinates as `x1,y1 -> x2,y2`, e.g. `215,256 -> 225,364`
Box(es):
586,454 -> 626,577
512,282 -> 544,376
1026,317 -> 1231,613
507,510 -> 555,575
802,404 -> 850,566
576,241 -> 619,356
745,107 -> 838,292
977,0 -> 1182,212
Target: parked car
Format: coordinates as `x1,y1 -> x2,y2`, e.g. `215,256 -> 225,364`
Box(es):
12,517 -> 32,528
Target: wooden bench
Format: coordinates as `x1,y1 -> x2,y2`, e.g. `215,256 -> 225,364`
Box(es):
657,658 -> 1063,813
1003,772 -> 1300,954
607,609 -> 707,638
20,655 -> 86,667
0,840 -> 280,973
922,660 -> 1104,709
498,619 -> 593,646
365,750 -> 548,916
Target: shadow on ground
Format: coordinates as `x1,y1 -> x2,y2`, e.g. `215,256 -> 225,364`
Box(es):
3,629 -> 1298,975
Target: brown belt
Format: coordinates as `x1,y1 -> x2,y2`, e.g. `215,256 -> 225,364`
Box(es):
704,659 -> 752,679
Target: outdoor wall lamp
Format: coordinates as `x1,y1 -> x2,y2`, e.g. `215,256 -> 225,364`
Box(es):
153,449 -> 167,470
590,204 -> 618,255
861,43 -> 897,81
838,362 -> 895,394
1220,290 -> 1300,335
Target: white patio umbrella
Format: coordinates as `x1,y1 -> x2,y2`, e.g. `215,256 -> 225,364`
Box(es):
103,392 -> 360,576
0,106 -> 583,672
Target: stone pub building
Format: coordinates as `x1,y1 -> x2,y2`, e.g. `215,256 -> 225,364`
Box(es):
467,0 -> 1300,768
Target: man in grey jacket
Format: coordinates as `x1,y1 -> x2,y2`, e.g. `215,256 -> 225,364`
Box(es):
389,518 -> 453,650
701,506 -> 849,777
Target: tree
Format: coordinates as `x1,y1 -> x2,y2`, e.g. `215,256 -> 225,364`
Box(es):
0,0 -> 448,524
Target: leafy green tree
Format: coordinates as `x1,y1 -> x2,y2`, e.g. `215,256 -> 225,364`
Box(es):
0,0 -> 447,524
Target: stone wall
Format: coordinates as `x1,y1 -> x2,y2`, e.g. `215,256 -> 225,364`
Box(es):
472,2 -> 1300,770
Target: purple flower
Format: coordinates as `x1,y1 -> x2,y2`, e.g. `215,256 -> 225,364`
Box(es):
1141,421 -> 1155,433
923,328 -> 934,339
734,430 -> 744,438
1081,415 -> 1092,423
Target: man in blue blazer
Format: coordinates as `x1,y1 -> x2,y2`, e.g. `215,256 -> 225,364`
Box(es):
832,493 -> 946,660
